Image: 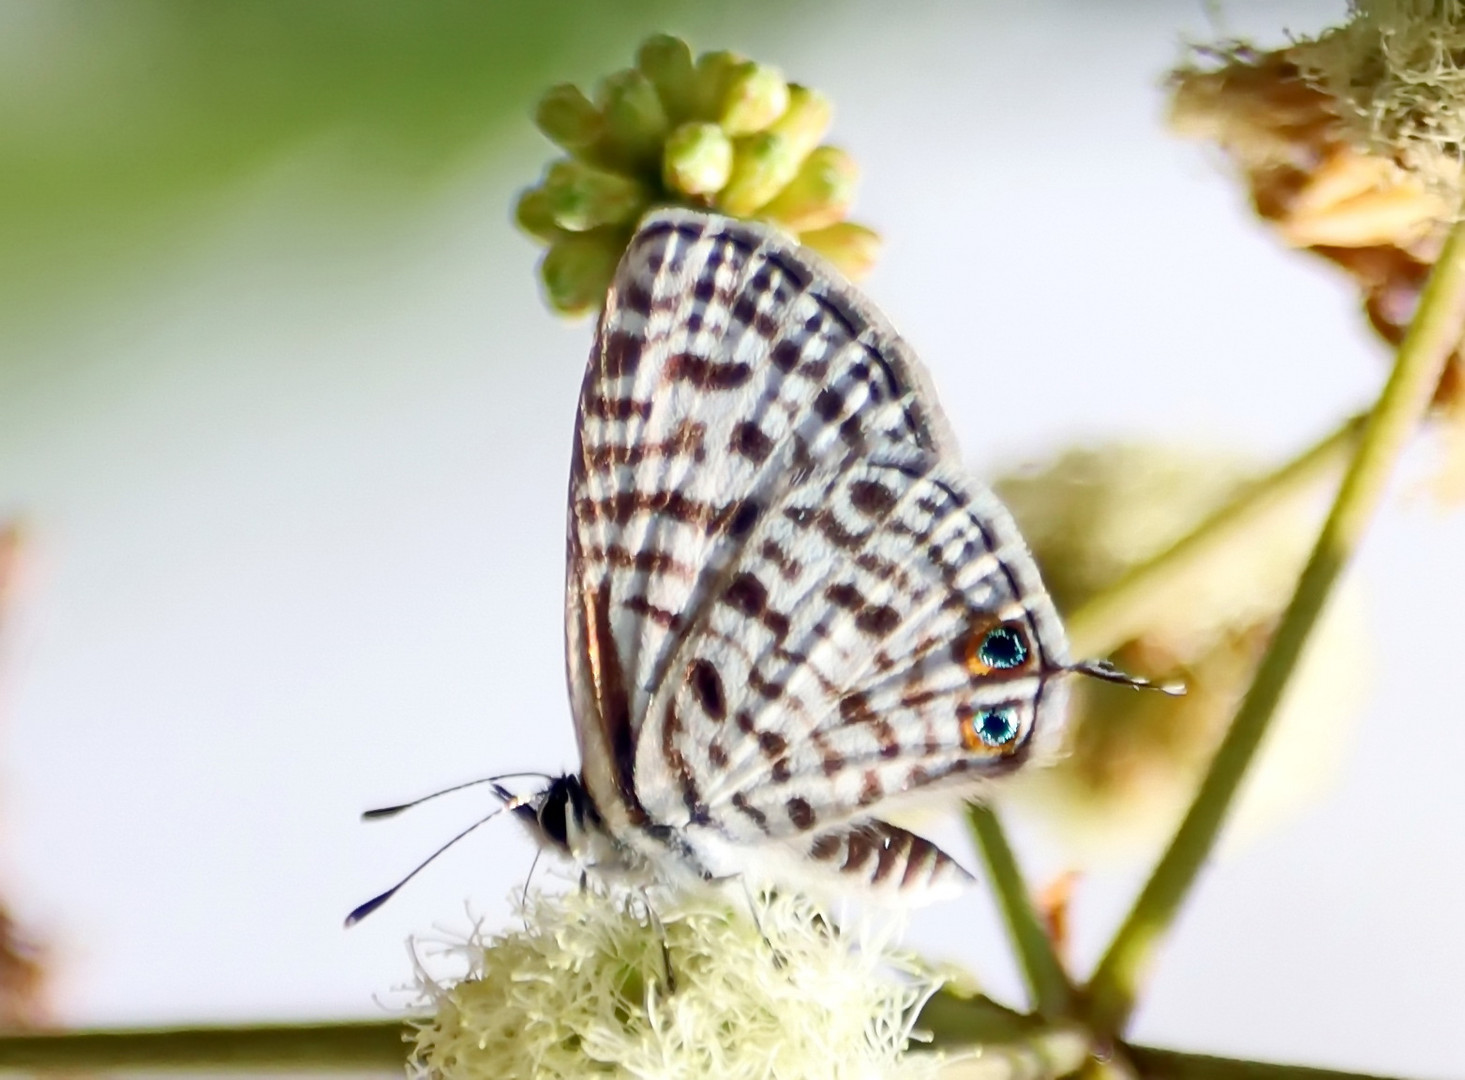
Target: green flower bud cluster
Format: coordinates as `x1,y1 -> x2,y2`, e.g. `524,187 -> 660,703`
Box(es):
517,34 -> 881,316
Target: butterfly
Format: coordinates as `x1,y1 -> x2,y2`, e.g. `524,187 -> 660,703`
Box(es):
349,209 -> 1150,924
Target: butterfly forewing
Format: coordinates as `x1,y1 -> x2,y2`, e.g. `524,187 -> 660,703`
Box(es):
569,216 -> 946,779
566,209 -> 1068,895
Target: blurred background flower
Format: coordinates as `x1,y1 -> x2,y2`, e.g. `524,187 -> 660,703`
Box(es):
1169,4 -> 1465,497
994,444 -> 1369,869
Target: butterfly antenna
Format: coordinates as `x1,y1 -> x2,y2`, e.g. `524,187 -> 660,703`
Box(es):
360,771 -> 553,820
345,796 -> 535,927
1069,658 -> 1186,696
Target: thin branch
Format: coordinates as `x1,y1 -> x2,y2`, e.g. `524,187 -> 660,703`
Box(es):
1127,1045 -> 1412,1080
1085,213 -> 1465,1034
917,986 -> 1041,1046
1064,413 -> 1362,658
935,1025 -> 1091,1080
968,805 -> 1074,1017
0,1021 -> 409,1072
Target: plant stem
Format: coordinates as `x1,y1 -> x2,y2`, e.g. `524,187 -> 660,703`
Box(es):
1085,214 -> 1465,1034
1126,1045 -> 1409,1080
1063,413 -> 1363,659
968,805 -> 1074,1017
0,1021 -> 408,1072
918,986 -> 1042,1046
938,1025 -> 1092,1080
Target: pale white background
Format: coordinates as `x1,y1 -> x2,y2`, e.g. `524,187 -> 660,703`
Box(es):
1,2 -> 1461,1077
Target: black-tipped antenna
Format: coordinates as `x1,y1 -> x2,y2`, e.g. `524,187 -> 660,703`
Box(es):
345,796 -> 530,927
1069,658 -> 1186,697
360,771 -> 553,821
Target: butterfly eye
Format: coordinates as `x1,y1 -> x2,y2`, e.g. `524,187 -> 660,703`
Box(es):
965,621 -> 1031,676
961,706 -> 1020,750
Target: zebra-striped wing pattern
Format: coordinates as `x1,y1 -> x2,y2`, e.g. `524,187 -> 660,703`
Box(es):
566,209 -> 1069,900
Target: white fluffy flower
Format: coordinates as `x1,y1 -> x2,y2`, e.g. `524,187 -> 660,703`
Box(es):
410,887 -> 947,1080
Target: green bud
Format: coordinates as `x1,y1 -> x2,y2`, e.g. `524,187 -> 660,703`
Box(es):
717,131 -> 802,216
766,84 -> 832,162
636,34 -> 697,123
513,185 -> 563,242
543,159 -> 648,232
799,221 -> 882,281
758,146 -> 858,232
539,228 -> 628,316
534,84 -> 603,153
596,69 -> 669,175
719,61 -> 790,136
663,122 -> 734,197
693,50 -> 745,122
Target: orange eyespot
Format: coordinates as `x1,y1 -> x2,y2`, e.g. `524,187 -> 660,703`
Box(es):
959,705 -> 1021,751
964,620 -> 1032,677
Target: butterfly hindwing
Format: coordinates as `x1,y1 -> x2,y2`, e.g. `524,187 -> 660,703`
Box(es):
635,443 -> 1069,843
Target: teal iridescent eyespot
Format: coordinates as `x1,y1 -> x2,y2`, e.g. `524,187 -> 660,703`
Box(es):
974,707 -> 1019,747
976,623 -> 1029,670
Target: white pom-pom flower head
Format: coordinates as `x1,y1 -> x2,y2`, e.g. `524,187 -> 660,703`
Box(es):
410,886 -> 946,1080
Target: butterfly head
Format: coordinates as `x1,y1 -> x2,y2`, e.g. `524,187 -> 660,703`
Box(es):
345,771 -> 570,927
513,773 -> 640,879
514,774 -> 594,852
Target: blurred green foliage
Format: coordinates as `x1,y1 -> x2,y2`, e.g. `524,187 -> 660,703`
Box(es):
0,0 -> 776,340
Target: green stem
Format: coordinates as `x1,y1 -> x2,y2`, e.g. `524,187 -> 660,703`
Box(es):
918,986 -> 1041,1046
920,997 -> 1090,1080
0,1021 -> 409,1072
943,1025 -> 1091,1080
968,804 -> 1074,1017
1126,1045 -> 1411,1080
1064,413 -> 1362,659
1085,214 -> 1465,1034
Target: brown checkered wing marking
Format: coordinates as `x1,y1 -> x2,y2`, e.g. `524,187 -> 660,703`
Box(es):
635,442 -> 1070,866
565,209 -> 961,824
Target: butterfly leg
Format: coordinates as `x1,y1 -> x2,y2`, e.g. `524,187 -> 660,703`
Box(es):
633,889 -> 679,994
519,848 -> 545,930
735,879 -> 789,970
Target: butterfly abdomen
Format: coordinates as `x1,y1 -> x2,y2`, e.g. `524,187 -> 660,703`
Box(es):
805,820 -> 973,899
